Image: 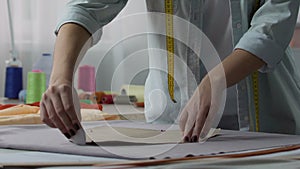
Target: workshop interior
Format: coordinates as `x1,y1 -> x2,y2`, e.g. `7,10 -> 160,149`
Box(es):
0,0 -> 300,168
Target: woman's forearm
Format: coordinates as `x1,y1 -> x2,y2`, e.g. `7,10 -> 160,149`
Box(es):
223,49 -> 265,87
50,23 -> 92,85
210,49 -> 266,88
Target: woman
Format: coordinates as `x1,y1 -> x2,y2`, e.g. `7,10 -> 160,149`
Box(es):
40,0 -> 300,142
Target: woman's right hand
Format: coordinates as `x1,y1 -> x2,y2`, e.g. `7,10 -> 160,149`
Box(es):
39,23 -> 92,139
40,80 -> 81,139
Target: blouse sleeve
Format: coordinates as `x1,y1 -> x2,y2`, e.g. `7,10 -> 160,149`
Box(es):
55,0 -> 128,45
235,0 -> 300,72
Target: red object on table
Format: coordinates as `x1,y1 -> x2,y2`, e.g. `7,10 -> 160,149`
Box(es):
101,94 -> 114,104
134,102 -> 144,107
0,102 -> 40,110
0,104 -> 17,110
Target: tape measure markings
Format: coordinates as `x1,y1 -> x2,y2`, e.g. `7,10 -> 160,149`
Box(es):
165,0 -> 176,103
252,71 -> 259,131
252,0 -> 261,132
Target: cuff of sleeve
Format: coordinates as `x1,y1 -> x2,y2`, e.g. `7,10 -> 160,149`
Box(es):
235,31 -> 285,73
54,6 -> 103,45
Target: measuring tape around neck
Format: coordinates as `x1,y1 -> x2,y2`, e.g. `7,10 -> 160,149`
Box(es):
252,71 -> 259,132
164,0 -> 261,126
165,0 -> 176,103
252,0 -> 261,132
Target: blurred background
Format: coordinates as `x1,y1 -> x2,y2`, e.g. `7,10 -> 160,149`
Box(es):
0,0 -> 148,97
0,0 -> 299,98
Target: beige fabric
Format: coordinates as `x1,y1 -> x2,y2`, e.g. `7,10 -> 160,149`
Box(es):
81,109 -> 120,121
0,106 -> 120,125
0,105 -> 40,116
0,114 -> 42,125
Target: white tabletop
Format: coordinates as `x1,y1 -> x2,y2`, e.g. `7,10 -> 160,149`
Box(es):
1,98 -> 300,168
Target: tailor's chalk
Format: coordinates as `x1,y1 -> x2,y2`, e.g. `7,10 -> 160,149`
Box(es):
70,94 -> 86,145
69,128 -> 86,145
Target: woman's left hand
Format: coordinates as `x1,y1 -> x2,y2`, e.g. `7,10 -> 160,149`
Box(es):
179,68 -> 226,143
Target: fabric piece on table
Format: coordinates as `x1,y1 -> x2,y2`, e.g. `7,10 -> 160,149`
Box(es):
0,114 -> 42,125
0,102 -> 103,111
0,102 -> 40,110
0,105 -> 119,125
79,102 -> 103,111
0,104 -> 22,110
86,126 -> 220,144
0,121 -> 300,160
0,105 -> 39,116
80,109 -> 120,121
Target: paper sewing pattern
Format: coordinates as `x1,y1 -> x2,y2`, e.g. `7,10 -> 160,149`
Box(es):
86,126 -> 220,144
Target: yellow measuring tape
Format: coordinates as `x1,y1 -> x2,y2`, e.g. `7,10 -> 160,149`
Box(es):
252,0 -> 261,132
165,0 -> 176,102
164,0 -> 261,129
252,71 -> 259,131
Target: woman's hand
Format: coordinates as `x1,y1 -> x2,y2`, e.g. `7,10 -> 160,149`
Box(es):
39,23 -> 91,139
179,49 -> 266,143
40,80 -> 81,139
179,71 -> 226,143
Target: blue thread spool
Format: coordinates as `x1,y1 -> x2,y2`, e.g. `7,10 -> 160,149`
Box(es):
5,67 -> 23,99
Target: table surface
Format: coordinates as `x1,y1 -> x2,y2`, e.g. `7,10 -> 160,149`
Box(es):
1,147 -> 300,168
1,98 -> 300,168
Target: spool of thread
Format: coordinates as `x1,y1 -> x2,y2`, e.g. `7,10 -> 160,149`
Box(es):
26,70 -> 46,104
95,91 -> 105,104
78,65 -> 96,92
120,85 -> 145,102
101,94 -> 114,104
5,67 -> 23,99
18,89 -> 27,103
